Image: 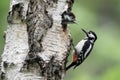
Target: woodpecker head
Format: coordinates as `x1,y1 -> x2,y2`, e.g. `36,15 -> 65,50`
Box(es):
82,29 -> 97,43
61,11 -> 76,24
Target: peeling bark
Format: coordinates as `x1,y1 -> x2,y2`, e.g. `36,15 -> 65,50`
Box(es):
0,0 -> 75,80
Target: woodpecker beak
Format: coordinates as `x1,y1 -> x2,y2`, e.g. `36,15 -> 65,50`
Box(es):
73,20 -> 77,24
81,29 -> 89,37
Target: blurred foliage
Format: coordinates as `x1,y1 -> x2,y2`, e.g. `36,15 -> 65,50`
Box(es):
65,0 -> 120,80
0,0 -> 9,53
0,0 -> 120,80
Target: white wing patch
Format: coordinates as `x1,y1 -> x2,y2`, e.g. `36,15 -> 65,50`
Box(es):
84,44 -> 92,58
64,15 -> 71,20
75,40 -> 87,54
89,33 -> 95,38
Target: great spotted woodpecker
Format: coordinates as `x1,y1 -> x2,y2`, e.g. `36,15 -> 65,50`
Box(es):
66,29 -> 97,71
61,11 -> 76,24
61,11 -> 76,31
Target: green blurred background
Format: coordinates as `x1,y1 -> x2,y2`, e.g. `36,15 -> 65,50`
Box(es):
0,0 -> 120,80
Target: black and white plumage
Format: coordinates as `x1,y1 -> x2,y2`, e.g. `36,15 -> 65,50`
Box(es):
61,11 -> 76,24
66,29 -> 97,71
61,11 -> 76,30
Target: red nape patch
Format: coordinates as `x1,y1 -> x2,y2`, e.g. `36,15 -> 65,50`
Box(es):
72,53 -> 78,62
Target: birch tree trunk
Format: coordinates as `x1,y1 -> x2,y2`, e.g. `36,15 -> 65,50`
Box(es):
0,0 -> 74,80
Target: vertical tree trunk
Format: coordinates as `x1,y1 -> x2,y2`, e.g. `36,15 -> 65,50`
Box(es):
0,0 -> 74,80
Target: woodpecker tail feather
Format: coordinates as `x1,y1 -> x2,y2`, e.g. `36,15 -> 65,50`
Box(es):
73,63 -> 80,69
66,62 -> 76,71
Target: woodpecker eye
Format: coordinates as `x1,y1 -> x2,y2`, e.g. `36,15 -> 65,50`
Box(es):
89,37 -> 94,40
88,32 -> 92,34
71,17 -> 74,20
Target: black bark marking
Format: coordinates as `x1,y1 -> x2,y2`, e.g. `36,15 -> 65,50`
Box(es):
66,0 -> 74,11
53,0 -> 58,3
26,0 -> 53,56
41,56 -> 64,80
7,3 -> 24,23
1,72 -> 5,80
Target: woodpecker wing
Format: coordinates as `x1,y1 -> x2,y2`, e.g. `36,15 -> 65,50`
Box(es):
73,40 -> 93,69
81,40 -> 93,58
75,39 -> 88,55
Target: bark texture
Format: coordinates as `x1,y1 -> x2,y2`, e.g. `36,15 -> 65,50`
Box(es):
0,0 -> 74,80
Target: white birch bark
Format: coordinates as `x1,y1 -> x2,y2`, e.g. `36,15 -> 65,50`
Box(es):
0,0 -> 74,80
